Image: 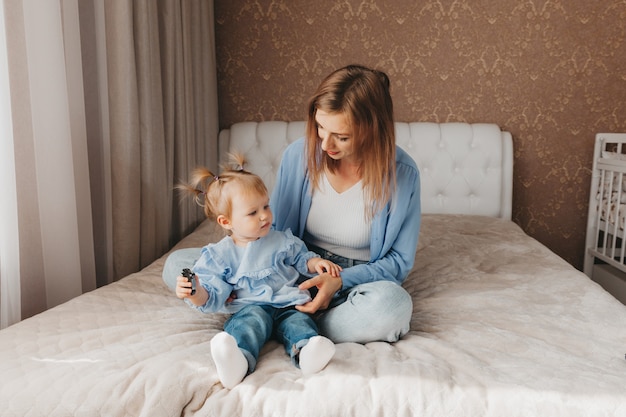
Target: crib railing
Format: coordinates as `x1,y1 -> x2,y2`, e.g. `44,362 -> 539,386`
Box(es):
585,133 -> 626,276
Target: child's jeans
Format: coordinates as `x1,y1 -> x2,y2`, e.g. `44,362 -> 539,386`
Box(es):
226,304 -> 318,372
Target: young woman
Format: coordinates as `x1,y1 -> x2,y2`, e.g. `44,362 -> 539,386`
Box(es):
270,64 -> 421,343
175,156 -> 340,388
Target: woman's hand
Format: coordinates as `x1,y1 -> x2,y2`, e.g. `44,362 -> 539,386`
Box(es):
295,272 -> 342,314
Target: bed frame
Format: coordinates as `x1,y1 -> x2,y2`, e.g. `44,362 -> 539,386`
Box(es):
584,132 -> 626,304
219,121 -> 514,219
2,122 -> 626,417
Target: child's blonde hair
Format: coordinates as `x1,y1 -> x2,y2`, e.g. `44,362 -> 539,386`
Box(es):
178,153 -> 268,220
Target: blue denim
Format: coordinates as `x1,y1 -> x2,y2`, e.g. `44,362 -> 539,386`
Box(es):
315,280 -> 412,343
305,244 -> 369,268
305,244 -> 412,343
163,247 -> 413,344
162,247 -> 202,292
225,304 -> 319,372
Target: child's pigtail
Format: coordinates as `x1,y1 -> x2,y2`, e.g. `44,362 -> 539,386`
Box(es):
177,152 -> 267,223
176,166 -> 220,219
224,152 -> 247,173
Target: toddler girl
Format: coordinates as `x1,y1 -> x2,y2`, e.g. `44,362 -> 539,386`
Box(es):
175,155 -> 340,388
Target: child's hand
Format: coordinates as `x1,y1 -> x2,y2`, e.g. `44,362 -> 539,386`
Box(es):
175,275 -> 196,299
312,259 -> 342,277
175,275 -> 210,306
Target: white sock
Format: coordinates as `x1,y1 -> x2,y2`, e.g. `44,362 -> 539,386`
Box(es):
299,335 -> 336,375
210,332 -> 248,389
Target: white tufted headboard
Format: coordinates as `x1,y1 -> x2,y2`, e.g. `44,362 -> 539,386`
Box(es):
218,121 -> 513,219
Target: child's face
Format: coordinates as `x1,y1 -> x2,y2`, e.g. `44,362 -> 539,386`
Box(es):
222,187 -> 272,246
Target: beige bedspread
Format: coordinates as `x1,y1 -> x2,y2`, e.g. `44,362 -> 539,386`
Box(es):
1,215 -> 625,417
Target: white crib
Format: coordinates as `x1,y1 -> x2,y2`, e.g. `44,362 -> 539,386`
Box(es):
584,133 -> 626,304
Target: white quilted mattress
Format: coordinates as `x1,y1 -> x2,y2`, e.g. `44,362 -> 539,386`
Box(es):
1,215 -> 625,417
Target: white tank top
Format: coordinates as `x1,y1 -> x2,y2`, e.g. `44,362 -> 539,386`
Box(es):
304,175 -> 371,261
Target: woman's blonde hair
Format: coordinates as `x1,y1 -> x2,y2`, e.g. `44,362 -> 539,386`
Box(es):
177,153 -> 267,221
305,64 -> 396,218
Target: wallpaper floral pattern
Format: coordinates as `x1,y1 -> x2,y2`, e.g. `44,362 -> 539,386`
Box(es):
214,0 -> 626,270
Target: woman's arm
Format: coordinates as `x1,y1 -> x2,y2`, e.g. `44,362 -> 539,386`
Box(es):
339,156 -> 421,289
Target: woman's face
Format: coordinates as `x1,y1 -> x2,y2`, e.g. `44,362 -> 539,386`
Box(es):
315,109 -> 357,164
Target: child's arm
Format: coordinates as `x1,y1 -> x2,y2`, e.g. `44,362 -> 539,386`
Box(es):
175,243 -> 237,312
307,257 -> 342,277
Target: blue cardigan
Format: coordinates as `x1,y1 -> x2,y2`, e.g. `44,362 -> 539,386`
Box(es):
271,137 -> 421,290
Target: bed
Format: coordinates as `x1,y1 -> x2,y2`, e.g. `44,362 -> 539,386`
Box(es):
1,121 -> 625,417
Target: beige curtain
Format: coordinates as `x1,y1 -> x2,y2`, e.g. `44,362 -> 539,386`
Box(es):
0,0 -> 217,329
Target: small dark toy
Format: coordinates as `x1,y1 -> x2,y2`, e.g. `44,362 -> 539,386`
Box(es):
182,268 -> 196,295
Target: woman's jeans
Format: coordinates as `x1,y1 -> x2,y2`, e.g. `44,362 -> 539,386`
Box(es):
226,304 -> 319,372
162,247 -> 413,344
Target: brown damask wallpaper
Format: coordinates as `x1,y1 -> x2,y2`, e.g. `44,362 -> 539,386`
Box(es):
214,0 -> 626,270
